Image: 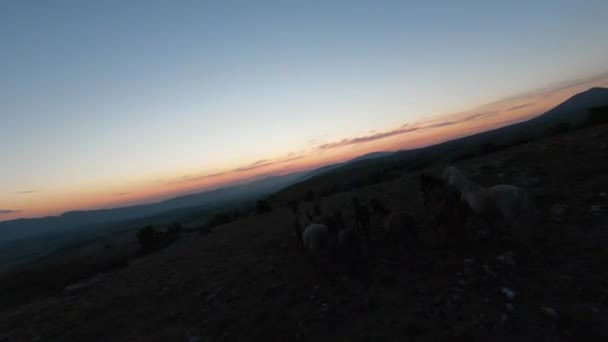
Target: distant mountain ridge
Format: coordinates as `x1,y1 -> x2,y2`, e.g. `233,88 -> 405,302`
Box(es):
0,151 -> 394,242
0,172 -> 303,242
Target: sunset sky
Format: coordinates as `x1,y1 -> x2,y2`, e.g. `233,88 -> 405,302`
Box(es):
1,1 -> 608,221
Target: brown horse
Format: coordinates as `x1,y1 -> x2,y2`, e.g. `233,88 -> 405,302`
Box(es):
420,172 -> 472,243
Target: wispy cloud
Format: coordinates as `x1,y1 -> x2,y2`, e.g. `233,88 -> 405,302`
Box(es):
233,160 -> 274,172
159,154 -> 306,185
159,171 -> 229,185
506,103 -> 533,111
0,209 -> 20,215
113,192 -> 129,196
233,155 -> 305,172
317,127 -> 421,150
315,119 -> 473,151
18,190 -> 37,194
462,110 -> 500,122
250,159 -> 269,166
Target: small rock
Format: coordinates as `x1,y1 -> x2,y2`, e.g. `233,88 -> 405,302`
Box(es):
497,251 -> 516,265
541,307 -> 559,320
205,292 -> 218,302
501,287 -> 516,301
551,203 -> 568,222
591,205 -> 606,215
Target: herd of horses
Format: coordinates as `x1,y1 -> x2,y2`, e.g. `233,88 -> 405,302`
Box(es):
288,165 -> 539,284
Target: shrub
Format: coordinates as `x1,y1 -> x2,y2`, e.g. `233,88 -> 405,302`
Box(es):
166,223 -> 182,244
137,226 -> 160,254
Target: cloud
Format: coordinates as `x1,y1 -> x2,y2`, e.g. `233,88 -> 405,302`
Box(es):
425,121 -> 459,128
462,110 -> 500,122
251,159 -> 269,166
113,192 -> 129,196
315,115 -> 494,152
317,127 -> 422,150
494,71 -> 608,104
233,160 -> 274,172
159,154 -> 306,185
315,71 -> 608,153
159,171 -> 229,185
18,190 -> 37,194
0,209 -> 20,215
506,103 -> 533,111
233,155 -> 305,172
280,155 -> 305,163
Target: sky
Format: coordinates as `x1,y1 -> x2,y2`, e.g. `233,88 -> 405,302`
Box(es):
1,0 -> 607,221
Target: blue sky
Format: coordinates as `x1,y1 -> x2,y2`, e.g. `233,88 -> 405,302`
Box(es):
1,0 -> 607,219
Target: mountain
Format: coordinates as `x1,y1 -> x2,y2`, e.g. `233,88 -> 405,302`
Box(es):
531,87 -> 608,126
348,151 -> 395,163
0,172 -> 307,243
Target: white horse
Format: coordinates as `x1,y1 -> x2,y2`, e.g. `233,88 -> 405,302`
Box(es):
442,166 -> 538,229
296,210 -> 339,283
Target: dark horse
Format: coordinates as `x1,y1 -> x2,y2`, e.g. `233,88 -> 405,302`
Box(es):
419,172 -> 472,243
352,196 -> 371,242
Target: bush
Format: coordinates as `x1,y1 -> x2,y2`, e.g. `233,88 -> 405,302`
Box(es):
166,223 -> 182,244
137,226 -> 160,254
256,199 -> 272,214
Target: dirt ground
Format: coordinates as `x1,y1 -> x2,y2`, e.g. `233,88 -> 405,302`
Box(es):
1,124 -> 608,342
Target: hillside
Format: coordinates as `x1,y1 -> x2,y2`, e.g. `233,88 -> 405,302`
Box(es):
1,122 -> 607,341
